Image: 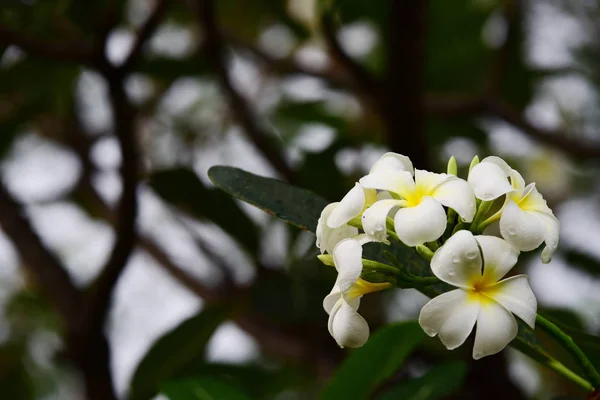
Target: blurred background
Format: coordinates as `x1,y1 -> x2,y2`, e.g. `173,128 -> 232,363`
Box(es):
1,0 -> 600,399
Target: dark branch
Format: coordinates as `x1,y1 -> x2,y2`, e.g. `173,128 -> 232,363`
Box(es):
120,0 -> 170,73
384,0 -> 429,169
487,99 -> 600,160
85,66 -> 140,331
195,0 -> 297,184
321,14 -> 384,107
0,182 -> 82,325
0,24 -> 93,65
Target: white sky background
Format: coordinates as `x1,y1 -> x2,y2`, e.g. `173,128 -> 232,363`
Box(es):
1,0 -> 599,398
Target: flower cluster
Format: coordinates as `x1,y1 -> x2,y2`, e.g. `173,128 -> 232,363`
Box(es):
316,153 -> 559,359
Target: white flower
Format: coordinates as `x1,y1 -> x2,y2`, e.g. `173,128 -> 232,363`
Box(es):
358,153 -> 476,246
468,156 -> 559,263
418,230 -> 537,359
323,238 -> 390,348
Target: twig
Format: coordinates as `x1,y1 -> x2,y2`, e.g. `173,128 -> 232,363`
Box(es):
0,24 -> 93,65
384,0 -> 429,169
120,0 -> 170,73
195,0 -> 297,184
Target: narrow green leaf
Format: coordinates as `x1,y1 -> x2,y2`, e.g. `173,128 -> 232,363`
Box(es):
161,377 -> 250,400
150,168 -> 259,253
377,361 -> 468,400
321,321 -> 425,399
208,166 -> 328,233
128,307 -> 228,400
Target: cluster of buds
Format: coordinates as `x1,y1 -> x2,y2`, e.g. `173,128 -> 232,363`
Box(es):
316,153 -> 559,359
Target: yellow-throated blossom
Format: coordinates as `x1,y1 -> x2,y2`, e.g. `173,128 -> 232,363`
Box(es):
468,156 -> 559,263
323,237 -> 390,347
419,230 -> 537,359
359,153 -> 476,246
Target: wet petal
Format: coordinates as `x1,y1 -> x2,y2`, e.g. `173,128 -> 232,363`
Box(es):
539,213 -> 559,263
328,183 -> 365,228
394,197 -> 447,246
468,161 -> 513,201
419,289 -> 479,350
432,177 -> 477,222
484,275 -> 537,329
370,152 -> 414,175
500,200 -> 546,251
475,235 -> 519,283
431,230 -> 482,289
361,199 -> 402,242
472,301 -> 518,359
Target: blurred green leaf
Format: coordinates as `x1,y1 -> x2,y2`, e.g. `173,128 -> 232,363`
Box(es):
0,344 -> 34,400
129,306 -> 228,400
321,321 -> 425,399
150,168 -> 259,254
208,166 -> 328,233
376,361 -> 468,400
161,377 -> 250,400
565,249 -> 600,275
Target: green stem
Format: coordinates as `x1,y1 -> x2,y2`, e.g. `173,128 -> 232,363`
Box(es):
361,259 -> 400,274
470,200 -> 493,232
536,314 -> 600,388
546,358 -> 595,391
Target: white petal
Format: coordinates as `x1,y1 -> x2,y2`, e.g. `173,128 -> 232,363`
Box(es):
333,239 -> 363,293
394,197 -> 447,246
414,169 -> 451,193
328,183 -> 365,228
370,152 -> 414,175
519,184 -> 553,215
419,289 -> 479,350
475,235 -> 519,283
509,169 -> 526,192
316,203 -> 337,253
539,213 -> 559,263
473,300 -> 518,359
481,156 -> 512,175
468,162 -> 513,201
316,203 -> 359,254
323,287 -> 341,314
330,298 -> 370,348
432,177 -> 477,222
359,170 -> 415,198
500,200 -> 546,251
485,275 -> 537,329
430,230 -> 482,289
361,199 -> 402,242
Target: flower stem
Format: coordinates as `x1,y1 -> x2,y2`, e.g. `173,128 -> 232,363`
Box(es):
361,259 -> 400,274
536,314 -> 600,388
546,358 -> 595,391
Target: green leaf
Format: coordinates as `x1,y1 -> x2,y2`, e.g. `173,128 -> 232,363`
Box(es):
150,168 -> 259,254
208,166 -> 328,233
128,306 -> 228,400
161,377 -> 250,400
321,321 -> 425,399
377,361 -> 468,400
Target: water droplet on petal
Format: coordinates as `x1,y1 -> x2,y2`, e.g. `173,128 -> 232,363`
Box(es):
508,227 -> 516,235
474,352 -> 482,359
466,250 -> 478,260
452,256 -> 460,263
448,269 -> 455,276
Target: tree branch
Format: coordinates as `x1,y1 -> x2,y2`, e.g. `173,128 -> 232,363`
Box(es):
120,0 -> 170,73
0,24 -> 93,65
195,0 -> 297,184
85,65 -> 140,332
0,183 -> 82,327
384,0 -> 429,169
320,14 -> 384,107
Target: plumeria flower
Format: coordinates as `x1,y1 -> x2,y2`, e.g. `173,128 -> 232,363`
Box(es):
468,156 -> 559,263
316,202 -> 359,254
419,230 -> 537,359
358,153 -> 476,246
323,237 -> 391,347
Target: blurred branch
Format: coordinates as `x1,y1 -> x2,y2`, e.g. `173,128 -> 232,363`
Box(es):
320,14 -> 384,107
0,24 -> 93,65
120,0 -> 170,73
194,0 -> 297,184
384,0 -> 429,169
0,183 -> 82,327
85,65 -> 140,332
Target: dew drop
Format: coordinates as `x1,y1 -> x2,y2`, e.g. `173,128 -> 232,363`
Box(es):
474,352 -> 482,359
466,250 -> 478,260
448,269 -> 456,276
452,256 -> 460,263
508,227 -> 516,235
